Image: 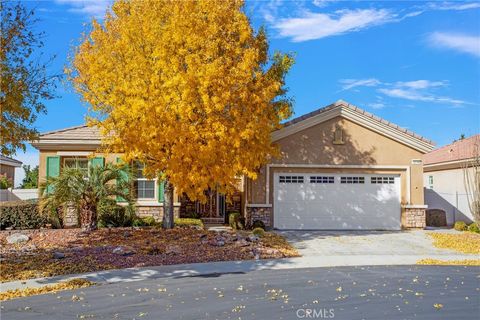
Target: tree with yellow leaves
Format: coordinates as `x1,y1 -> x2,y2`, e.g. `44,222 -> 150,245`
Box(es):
69,0 -> 294,228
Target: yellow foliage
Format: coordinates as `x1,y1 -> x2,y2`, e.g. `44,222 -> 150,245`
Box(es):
417,259 -> 480,266
69,0 -> 294,201
427,232 -> 480,254
0,278 -> 95,301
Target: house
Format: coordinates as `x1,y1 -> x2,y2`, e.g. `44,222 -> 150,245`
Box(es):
0,155 -> 22,187
423,134 -> 479,225
32,100 -> 435,230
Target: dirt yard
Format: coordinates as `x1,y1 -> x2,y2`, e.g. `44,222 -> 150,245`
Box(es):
0,227 -> 299,282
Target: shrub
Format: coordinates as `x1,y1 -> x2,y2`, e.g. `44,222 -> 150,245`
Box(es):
174,218 -> 204,228
229,212 -> 244,230
98,203 -> 135,227
251,220 -> 265,230
453,221 -> 468,231
132,218 -> 146,227
0,173 -> 13,189
468,222 -> 480,233
0,200 -> 47,230
252,227 -> 265,237
142,216 -> 157,226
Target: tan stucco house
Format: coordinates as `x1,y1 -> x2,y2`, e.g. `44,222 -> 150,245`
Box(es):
32,100 -> 435,230
424,134 -> 479,225
0,155 -> 22,187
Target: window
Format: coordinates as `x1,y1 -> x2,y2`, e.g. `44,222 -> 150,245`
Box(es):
371,176 -> 395,184
340,176 -> 365,184
279,176 -> 304,183
428,176 -> 433,185
310,176 -> 334,184
134,162 -> 155,199
63,158 -> 88,175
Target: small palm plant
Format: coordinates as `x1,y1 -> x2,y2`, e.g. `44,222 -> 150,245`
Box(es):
40,163 -> 133,231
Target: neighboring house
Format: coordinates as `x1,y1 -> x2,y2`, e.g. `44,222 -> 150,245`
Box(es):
0,155 -> 22,185
0,156 -> 24,202
423,134 -> 479,225
32,100 -> 435,230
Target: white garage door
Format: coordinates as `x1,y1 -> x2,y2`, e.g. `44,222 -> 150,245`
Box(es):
274,173 -> 401,230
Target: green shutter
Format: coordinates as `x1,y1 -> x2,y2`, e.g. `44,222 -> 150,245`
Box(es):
89,157 -> 104,168
46,156 -> 60,193
116,157 -> 129,202
158,179 -> 165,202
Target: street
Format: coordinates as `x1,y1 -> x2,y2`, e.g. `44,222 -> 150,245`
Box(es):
1,265 -> 479,320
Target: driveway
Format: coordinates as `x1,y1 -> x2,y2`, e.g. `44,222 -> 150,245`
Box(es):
278,229 -> 478,266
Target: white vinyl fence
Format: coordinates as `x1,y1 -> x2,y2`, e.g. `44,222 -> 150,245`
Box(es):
0,188 -> 39,202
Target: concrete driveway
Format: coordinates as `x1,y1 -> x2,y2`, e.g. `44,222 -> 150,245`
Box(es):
278,229 -> 478,266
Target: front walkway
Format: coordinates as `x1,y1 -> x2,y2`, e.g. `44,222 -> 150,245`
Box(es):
1,229 -> 476,293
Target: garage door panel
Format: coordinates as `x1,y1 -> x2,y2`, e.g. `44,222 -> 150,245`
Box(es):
274,173 -> 401,230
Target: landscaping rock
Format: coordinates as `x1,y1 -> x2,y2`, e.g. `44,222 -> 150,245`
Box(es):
216,240 -> 225,247
6,233 -> 29,244
53,252 -> 65,259
165,245 -> 181,255
123,231 -> 132,238
235,239 -> 250,247
247,235 -> 259,242
112,246 -> 135,256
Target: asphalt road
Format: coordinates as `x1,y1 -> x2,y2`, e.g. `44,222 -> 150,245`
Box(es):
1,266 -> 479,320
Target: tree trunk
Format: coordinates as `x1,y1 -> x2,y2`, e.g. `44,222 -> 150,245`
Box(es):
80,202 -> 97,232
163,179 -> 175,229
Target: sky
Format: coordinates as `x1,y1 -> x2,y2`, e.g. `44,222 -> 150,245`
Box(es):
11,0 -> 480,186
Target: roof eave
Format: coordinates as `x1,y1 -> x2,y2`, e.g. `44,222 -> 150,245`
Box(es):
271,103 -> 435,154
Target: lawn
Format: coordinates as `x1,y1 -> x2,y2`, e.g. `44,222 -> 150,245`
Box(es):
0,227 -> 299,283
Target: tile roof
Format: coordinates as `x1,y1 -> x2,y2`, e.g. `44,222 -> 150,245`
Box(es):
0,155 -> 23,167
424,134 -> 480,165
282,100 -> 435,145
39,124 -> 101,141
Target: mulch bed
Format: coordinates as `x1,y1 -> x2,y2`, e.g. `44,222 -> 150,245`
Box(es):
0,227 -> 299,283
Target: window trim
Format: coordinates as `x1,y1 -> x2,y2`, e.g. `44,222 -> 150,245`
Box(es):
340,176 -> 365,184
310,176 -> 335,184
134,162 -> 157,201
62,157 -> 89,175
279,175 -> 304,184
371,176 -> 395,184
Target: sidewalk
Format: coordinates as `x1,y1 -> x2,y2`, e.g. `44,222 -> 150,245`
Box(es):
1,252 -> 476,293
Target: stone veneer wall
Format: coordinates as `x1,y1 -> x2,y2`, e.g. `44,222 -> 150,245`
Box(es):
64,206 -> 78,227
59,205 -> 181,227
246,206 -> 272,228
136,206 -> 180,222
403,207 -> 426,228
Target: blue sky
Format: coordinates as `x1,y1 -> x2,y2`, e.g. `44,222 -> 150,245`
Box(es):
13,0 -> 480,185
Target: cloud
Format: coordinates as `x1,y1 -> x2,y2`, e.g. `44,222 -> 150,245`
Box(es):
312,0 -> 337,8
273,9 -> 396,42
54,0 -> 112,18
427,2 -> 480,11
368,102 -> 386,109
428,32 -> 480,57
340,78 -> 469,106
378,88 -> 469,105
267,1 -> 480,42
339,78 -> 381,90
395,80 -> 448,89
